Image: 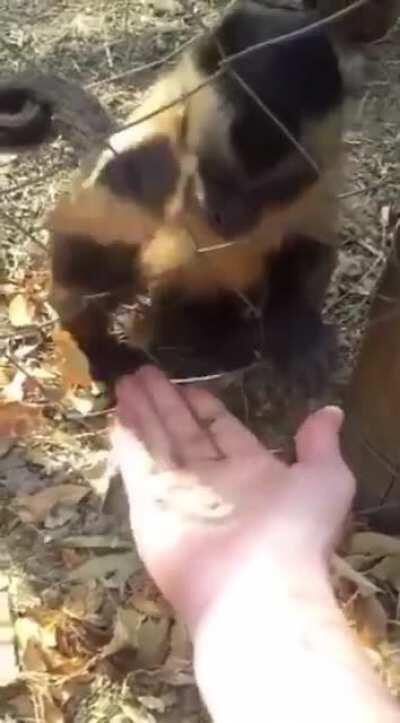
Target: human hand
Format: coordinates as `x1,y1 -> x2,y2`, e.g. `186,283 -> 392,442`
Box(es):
111,365 -> 354,631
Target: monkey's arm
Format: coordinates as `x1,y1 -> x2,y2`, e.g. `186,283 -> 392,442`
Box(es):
262,238 -> 337,395
50,233 -> 150,384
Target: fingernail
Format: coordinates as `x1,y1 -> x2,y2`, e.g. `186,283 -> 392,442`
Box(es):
323,405 -> 344,424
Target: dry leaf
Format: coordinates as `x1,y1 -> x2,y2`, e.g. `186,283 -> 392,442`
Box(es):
23,639 -> 48,672
169,619 -> 192,662
69,551 -> 141,585
369,556 -> 400,591
0,590 -> 18,685
59,534 -> 132,550
349,532 -> 400,557
138,692 -> 177,714
103,607 -> 143,656
63,582 -> 105,620
1,370 -> 27,402
41,696 -> 65,723
66,391 -> 95,415
7,693 -> 35,721
136,617 -> 170,668
354,595 -> 388,647
0,401 -> 44,438
332,554 -> 381,596
61,547 -> 85,570
53,329 -> 92,389
14,484 -> 89,524
130,574 -> 172,618
8,294 -> 36,327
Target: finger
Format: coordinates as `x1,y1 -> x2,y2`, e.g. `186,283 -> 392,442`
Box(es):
116,373 -> 176,470
182,386 -> 264,458
111,423 -> 188,568
111,420 -> 156,485
295,405 -> 344,464
136,366 -> 220,463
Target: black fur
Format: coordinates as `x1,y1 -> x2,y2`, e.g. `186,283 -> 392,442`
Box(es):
48,3 -> 346,391
262,239 -> 337,395
52,234 -> 137,293
99,136 -> 180,213
193,2 -> 343,237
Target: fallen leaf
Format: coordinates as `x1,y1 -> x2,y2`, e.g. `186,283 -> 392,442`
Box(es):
332,554 -> 381,596
63,582 -> 105,620
369,556 -> 400,591
69,551 -> 141,585
8,294 -> 36,327
0,448 -> 47,494
14,618 -> 49,673
0,401 -> 44,438
129,573 -> 172,618
136,617 -> 170,668
14,484 -> 89,524
53,329 -> 92,389
354,595 -> 388,647
169,619 -> 192,662
66,390 -> 95,415
138,692 -> 177,714
103,607 -> 143,656
0,590 -> 18,685
45,503 -> 79,529
1,370 -> 27,402
23,639 -> 48,672
61,548 -> 84,570
6,693 -> 35,721
348,532 -> 400,557
41,696 -> 65,723
58,534 -> 133,550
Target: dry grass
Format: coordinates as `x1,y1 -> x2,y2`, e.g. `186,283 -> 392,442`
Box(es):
1,1 -> 400,720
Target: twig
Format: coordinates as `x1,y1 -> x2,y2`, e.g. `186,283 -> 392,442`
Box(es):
5,351 -> 48,398
0,207 -> 47,251
88,34 -> 198,88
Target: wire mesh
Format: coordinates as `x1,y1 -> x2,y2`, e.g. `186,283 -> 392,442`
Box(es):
1,0 -> 400,516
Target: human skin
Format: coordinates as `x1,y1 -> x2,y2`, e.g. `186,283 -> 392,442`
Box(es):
112,366 -> 399,723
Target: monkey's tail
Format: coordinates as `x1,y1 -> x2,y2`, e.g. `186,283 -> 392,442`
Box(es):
0,73 -> 115,152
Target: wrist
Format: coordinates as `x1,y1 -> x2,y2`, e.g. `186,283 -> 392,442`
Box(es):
192,553 -> 335,722
192,551 -> 397,723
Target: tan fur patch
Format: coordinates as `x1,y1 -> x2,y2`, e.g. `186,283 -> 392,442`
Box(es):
47,56 -> 341,298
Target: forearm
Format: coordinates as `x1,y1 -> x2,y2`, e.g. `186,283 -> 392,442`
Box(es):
193,555 -> 399,723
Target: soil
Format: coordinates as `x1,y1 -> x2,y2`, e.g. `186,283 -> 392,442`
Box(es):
1,1 -> 400,720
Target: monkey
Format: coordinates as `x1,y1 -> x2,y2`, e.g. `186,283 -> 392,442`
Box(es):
1,1 -> 362,391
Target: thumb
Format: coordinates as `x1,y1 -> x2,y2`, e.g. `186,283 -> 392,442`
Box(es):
295,405 -> 344,465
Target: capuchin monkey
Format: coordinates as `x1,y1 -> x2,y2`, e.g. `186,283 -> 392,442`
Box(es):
0,1 -> 365,392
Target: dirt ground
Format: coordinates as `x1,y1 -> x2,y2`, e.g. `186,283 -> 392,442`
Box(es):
1,1 -> 400,721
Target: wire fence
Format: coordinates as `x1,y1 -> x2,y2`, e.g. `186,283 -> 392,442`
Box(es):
1,0 -> 400,525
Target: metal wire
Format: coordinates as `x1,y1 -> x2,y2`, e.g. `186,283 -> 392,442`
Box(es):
2,0 -> 400,506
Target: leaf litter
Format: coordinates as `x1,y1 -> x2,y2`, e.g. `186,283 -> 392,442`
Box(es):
1,0 -> 400,720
